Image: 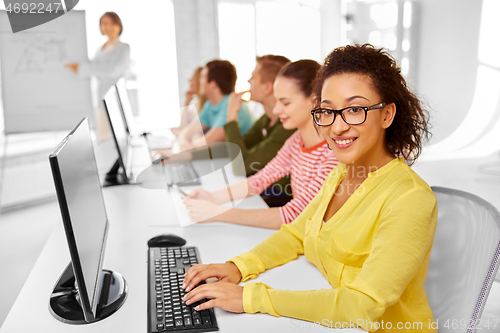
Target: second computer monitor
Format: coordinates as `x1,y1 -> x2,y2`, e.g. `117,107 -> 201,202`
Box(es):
103,85 -> 133,186
115,78 -> 138,136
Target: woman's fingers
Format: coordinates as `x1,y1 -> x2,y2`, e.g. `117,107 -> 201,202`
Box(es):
183,263 -> 241,292
184,198 -> 224,223
183,282 -> 244,313
193,299 -> 218,311
183,284 -> 223,305
183,264 -> 218,292
186,188 -> 200,198
186,188 -> 213,202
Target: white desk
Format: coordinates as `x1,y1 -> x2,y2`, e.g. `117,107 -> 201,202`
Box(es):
1,143 -> 363,333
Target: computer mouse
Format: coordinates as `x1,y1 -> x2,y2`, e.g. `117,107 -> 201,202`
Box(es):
148,234 -> 186,248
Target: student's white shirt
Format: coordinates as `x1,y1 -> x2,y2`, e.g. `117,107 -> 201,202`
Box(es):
79,38 -> 131,100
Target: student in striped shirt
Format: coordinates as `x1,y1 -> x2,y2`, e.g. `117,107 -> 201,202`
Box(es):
184,60 -> 339,229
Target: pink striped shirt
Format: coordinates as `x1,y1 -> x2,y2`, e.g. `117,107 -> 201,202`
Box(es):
248,131 -> 339,224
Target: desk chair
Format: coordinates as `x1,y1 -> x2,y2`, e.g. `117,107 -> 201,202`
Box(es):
424,186 -> 500,332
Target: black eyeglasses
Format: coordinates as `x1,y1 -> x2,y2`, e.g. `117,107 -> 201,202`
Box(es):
311,102 -> 386,126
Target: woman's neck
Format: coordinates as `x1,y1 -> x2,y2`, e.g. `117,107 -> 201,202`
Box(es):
298,119 -> 322,148
344,146 -> 396,182
105,36 -> 118,47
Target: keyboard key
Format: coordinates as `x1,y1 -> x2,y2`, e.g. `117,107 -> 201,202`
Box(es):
184,317 -> 193,328
157,323 -> 164,331
203,316 -> 212,326
174,318 -> 183,328
193,317 -> 202,327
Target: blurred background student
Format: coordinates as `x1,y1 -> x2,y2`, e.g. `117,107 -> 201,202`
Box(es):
176,60 -> 254,150
65,11 -> 131,140
171,66 -> 207,136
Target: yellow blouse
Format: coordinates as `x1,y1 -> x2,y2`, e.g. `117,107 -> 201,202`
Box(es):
230,158 -> 438,332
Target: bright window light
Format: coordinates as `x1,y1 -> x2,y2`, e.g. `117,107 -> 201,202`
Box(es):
369,31 -> 382,47
402,39 -> 410,52
403,1 -> 412,29
384,2 -> 398,28
478,0 -> 500,68
370,4 -> 383,25
370,2 -> 398,29
401,57 -> 409,76
299,0 -> 321,9
218,3 -> 256,93
255,1 -> 321,62
385,33 -> 397,50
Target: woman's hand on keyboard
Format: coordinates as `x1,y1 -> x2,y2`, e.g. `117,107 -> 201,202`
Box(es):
183,281 -> 244,313
182,263 -> 242,292
186,188 -> 214,202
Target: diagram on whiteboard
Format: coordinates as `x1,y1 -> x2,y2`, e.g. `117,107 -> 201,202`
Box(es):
0,10 -> 93,133
14,36 -> 67,75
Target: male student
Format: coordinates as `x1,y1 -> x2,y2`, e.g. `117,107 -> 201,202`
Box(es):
223,55 -> 296,206
177,60 -> 253,150
224,55 -> 295,175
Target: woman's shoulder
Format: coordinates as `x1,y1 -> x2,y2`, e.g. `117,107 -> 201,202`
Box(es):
281,131 -> 302,150
381,159 -> 436,202
288,130 -> 302,143
116,40 -> 130,51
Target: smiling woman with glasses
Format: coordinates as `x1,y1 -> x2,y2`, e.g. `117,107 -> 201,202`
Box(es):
181,44 -> 437,333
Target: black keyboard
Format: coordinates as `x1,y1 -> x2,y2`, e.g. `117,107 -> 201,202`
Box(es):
148,246 -> 218,333
164,162 -> 201,186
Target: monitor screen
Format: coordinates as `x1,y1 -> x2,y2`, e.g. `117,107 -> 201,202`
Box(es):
49,118 -> 108,321
115,78 -> 137,136
103,86 -> 130,178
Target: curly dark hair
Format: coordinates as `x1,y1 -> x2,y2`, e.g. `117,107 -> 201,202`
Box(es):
312,44 -> 430,165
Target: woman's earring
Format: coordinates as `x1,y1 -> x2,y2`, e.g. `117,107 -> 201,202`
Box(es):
327,144 -> 332,150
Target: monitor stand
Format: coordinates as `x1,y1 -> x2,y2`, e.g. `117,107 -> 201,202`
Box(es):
49,263 -> 128,324
103,158 -> 134,187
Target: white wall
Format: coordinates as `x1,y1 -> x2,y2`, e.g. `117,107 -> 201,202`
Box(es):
416,0 -> 483,144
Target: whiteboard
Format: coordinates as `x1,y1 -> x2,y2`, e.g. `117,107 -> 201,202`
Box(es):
0,10 -> 92,134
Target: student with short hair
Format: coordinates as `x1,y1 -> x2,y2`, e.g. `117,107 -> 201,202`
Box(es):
177,60 -> 254,150
182,44 -> 437,333
224,55 -> 295,177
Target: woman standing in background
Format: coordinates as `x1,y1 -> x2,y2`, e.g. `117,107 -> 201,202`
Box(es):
65,12 -> 130,139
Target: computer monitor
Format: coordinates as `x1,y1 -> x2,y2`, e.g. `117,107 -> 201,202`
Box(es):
115,78 -> 138,136
103,85 -> 134,186
49,118 -> 127,324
